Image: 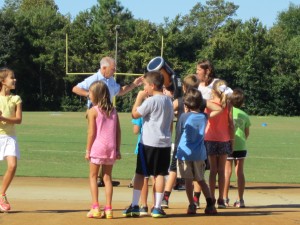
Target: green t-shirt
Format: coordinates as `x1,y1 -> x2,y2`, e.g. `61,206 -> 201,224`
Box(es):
233,107 -> 251,151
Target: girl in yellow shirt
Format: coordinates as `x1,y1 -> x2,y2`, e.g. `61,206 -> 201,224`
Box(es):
0,68 -> 22,212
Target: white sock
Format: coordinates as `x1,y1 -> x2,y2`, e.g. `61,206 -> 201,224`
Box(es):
155,192 -> 164,209
132,189 -> 141,206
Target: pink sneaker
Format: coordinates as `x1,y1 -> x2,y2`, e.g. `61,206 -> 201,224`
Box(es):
0,195 -> 11,212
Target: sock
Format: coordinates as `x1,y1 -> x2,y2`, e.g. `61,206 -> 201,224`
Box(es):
104,205 -> 112,210
92,203 -> 99,209
155,192 -> 164,209
131,189 -> 141,206
194,192 -> 201,199
164,191 -> 171,200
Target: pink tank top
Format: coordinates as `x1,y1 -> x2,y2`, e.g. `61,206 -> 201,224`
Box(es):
205,102 -> 231,142
90,106 -> 118,160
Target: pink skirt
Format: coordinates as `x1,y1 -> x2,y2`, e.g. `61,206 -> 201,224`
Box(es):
90,157 -> 115,165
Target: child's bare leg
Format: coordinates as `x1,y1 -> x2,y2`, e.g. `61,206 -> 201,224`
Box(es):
140,177 -> 149,206
197,180 -> 211,199
235,159 -> 245,200
164,171 -> 176,192
185,178 -> 194,205
89,163 -> 100,204
102,165 -> 113,207
1,156 -> 17,195
153,175 -> 165,208
208,155 -> 217,199
217,154 -> 227,200
224,160 -> 233,200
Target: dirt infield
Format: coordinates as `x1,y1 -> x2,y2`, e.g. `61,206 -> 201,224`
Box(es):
1,177 -> 300,225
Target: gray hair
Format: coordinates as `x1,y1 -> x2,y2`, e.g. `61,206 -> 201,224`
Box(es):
100,57 -> 115,68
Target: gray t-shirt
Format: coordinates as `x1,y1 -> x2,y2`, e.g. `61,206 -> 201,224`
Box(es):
137,94 -> 174,147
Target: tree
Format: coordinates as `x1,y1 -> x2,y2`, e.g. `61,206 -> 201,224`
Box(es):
12,0 -> 69,110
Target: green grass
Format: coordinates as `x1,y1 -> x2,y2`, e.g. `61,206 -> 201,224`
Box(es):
0,112 -> 300,183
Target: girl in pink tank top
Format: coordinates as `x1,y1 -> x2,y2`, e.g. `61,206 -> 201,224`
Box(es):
85,81 -> 121,219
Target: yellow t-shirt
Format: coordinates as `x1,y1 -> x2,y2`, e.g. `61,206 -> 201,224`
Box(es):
0,95 -> 22,136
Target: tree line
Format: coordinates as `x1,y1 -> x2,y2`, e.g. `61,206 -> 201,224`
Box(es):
0,0 -> 299,115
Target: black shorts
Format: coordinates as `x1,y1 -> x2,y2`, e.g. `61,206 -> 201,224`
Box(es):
136,143 -> 171,177
227,150 -> 247,160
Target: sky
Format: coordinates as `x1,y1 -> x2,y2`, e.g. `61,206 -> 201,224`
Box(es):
0,0 -> 299,28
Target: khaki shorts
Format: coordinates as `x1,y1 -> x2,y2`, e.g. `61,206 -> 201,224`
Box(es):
177,160 -> 206,181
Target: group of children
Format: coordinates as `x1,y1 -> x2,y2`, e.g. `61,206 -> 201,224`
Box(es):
84,61 -> 250,219
0,62 -> 250,219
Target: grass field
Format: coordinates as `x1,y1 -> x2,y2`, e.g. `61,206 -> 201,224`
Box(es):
0,112 -> 299,183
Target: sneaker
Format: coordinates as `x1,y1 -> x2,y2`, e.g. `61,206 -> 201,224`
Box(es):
161,199 -> 169,209
204,205 -> 217,215
0,195 -> 11,212
224,198 -> 230,207
193,196 -> 200,209
97,180 -> 105,187
112,181 -> 120,187
97,180 -> 120,187
217,199 -> 226,209
151,207 -> 167,218
87,207 -> 101,218
123,205 -> 140,217
101,207 -> 113,219
233,199 -> 245,208
187,204 -> 197,214
139,205 -> 148,216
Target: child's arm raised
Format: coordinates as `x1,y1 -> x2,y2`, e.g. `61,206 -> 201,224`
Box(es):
206,100 -> 222,118
132,90 -> 148,119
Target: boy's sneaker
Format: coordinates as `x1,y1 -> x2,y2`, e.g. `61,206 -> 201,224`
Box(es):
123,205 -> 140,217
193,196 -> 200,209
0,195 -> 11,212
217,199 -> 226,209
204,205 -> 218,215
224,198 -> 230,207
151,207 -> 167,218
161,199 -> 169,208
139,205 -> 148,216
187,204 -> 197,214
101,207 -> 113,219
234,199 -> 245,208
87,208 -> 101,218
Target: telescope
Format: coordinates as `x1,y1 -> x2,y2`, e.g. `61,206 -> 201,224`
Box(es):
147,57 -> 182,99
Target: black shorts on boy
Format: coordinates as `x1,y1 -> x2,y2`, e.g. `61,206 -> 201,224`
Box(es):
136,143 -> 171,176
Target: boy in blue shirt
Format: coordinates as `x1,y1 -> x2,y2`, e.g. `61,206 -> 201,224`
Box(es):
177,88 -> 219,215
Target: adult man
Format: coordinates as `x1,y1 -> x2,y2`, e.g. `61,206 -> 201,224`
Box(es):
72,56 -> 143,105
72,56 -> 143,187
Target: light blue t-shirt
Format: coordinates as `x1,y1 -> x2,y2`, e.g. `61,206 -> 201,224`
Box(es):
176,112 -> 208,161
137,94 -> 173,148
76,71 -> 120,106
132,118 -> 143,154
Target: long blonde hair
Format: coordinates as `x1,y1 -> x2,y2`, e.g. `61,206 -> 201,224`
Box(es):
89,81 -> 114,117
212,79 -> 230,108
0,67 -> 14,91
